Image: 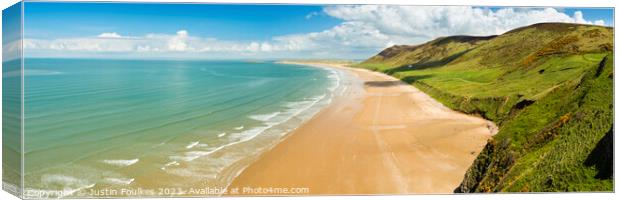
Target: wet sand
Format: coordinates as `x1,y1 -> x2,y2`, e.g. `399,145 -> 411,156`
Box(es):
227,61 -> 496,195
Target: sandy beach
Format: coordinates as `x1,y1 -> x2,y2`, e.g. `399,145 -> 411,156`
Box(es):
227,61 -> 497,195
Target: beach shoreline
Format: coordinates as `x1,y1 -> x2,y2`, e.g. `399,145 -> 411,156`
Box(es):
19,60 -> 346,198
225,61 -> 497,195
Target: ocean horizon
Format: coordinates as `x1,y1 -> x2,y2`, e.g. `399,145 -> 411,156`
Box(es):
20,58 -> 343,197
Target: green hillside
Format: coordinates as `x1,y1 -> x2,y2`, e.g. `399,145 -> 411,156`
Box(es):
354,23 -> 614,192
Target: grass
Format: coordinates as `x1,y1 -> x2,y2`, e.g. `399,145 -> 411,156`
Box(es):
357,35 -> 494,72
393,53 -> 607,98
352,22 -> 614,192
497,55 -> 613,191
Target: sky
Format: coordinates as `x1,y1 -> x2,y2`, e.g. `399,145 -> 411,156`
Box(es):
13,2 -> 615,60
2,2 -> 21,62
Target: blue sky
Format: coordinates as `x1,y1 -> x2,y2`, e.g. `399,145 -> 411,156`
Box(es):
2,2 -> 22,61
24,3 -> 342,40
484,7 -> 613,26
20,3 -> 614,59
561,8 -> 613,25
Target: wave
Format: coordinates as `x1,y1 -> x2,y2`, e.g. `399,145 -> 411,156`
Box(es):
103,177 -> 135,185
327,69 -> 341,92
248,112 -> 281,122
166,123 -> 280,163
101,158 -> 139,167
218,132 -> 227,138
160,161 -> 181,170
284,100 -> 312,108
219,66 -> 346,191
169,151 -> 210,162
186,141 -> 200,149
25,69 -> 63,76
162,66 -> 345,186
234,126 -> 244,130
166,91 -> 330,164
219,93 -> 334,192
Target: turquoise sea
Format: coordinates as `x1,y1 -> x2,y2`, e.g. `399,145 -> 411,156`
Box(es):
21,59 -> 342,197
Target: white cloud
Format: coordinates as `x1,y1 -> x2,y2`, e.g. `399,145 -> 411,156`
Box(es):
594,20 -> 606,26
167,30 -> 190,51
23,6 -> 608,59
97,32 -> 122,38
305,11 -> 320,19
322,6 -> 607,45
3,39 -> 22,61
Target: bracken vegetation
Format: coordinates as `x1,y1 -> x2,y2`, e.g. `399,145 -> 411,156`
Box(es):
353,22 -> 613,192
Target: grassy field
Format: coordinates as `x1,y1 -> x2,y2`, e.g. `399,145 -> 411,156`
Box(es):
353,23 -> 613,192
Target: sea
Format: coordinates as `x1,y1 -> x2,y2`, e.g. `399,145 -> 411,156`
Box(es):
19,59 -> 343,198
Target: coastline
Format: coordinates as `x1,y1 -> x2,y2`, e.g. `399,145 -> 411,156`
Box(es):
226,61 -> 497,195
20,60 -> 344,198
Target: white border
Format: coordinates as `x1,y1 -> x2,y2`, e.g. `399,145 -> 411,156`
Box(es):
1,0 -> 617,7
0,1 -> 618,200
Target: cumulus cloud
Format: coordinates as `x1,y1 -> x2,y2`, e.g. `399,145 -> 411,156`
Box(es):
594,20 -> 606,26
167,30 -> 190,51
322,6 -> 607,45
97,32 -> 122,38
23,6 -> 608,59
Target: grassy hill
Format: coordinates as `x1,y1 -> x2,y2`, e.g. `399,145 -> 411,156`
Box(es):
353,22 -> 613,192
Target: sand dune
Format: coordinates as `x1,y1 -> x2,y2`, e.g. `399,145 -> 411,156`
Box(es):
227,61 -> 496,195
